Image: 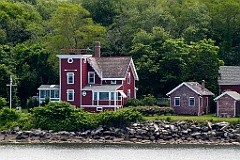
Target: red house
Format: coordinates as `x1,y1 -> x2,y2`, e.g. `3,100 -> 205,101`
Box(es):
166,81 -> 214,116
218,66 -> 240,93
38,42 -> 139,112
214,91 -> 240,117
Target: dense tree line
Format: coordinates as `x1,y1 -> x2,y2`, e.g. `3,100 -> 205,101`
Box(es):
0,0 -> 238,108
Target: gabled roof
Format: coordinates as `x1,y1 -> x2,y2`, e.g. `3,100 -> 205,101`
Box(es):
214,91 -> 240,101
87,57 -> 139,80
166,82 -> 214,96
38,85 -> 60,90
218,66 -> 240,85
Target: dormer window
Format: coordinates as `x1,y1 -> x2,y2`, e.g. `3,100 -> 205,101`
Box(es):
88,72 -> 95,84
67,72 -> 74,84
111,80 -> 116,84
127,72 -> 131,84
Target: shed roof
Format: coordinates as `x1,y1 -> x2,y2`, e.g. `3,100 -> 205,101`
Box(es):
214,91 -> 240,101
38,85 -> 60,90
218,66 -> 240,85
82,84 -> 122,91
166,82 -> 214,96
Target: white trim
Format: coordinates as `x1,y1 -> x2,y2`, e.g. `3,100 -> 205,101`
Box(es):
214,91 -> 240,101
57,55 -> 92,59
81,105 -> 122,108
217,101 -> 219,116
174,97 -> 180,106
167,82 -> 202,96
67,58 -> 73,63
129,58 -> 139,81
234,100 -> 236,117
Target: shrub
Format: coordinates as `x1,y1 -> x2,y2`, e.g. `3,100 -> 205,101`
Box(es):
135,106 -> 175,116
141,94 -> 157,106
124,98 -> 142,107
0,107 -> 20,130
0,97 -> 7,109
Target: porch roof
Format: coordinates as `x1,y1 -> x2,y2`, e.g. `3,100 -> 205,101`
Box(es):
38,85 -> 60,90
82,84 -> 122,91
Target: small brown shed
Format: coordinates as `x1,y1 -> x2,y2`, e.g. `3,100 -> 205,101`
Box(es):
214,91 -> 240,117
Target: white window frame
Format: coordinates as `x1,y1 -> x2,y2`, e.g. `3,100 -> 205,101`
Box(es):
88,72 -> 95,84
189,97 -> 195,107
127,89 -> 131,99
67,72 -> 74,84
96,107 -> 103,112
67,89 -> 74,101
127,72 -> 131,84
67,58 -> 73,63
174,97 -> 180,106
93,92 -> 98,100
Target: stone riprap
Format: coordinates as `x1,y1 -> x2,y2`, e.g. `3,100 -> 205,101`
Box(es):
0,120 -> 240,145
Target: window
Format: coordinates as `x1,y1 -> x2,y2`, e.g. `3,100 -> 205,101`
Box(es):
189,97 -> 195,106
67,72 -> 74,84
127,89 -> 131,99
88,72 -> 95,84
99,92 -> 109,100
67,89 -> 74,101
174,97 -> 180,106
96,107 -> 103,112
127,72 -> 131,84
111,92 -> 114,100
51,90 -> 59,98
206,97 -> 209,107
67,58 -> 73,63
199,97 -> 202,107
117,92 -> 122,100
93,92 -> 97,100
40,90 -> 50,98
111,80 -> 116,84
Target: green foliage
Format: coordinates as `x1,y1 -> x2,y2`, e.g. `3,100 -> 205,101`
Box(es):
136,106 -> 174,116
124,98 -> 142,107
98,108 -> 143,127
141,94 -> 157,106
0,107 -> 20,129
0,97 -> 7,109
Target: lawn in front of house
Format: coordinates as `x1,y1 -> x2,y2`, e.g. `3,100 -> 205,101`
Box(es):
143,114 -> 240,124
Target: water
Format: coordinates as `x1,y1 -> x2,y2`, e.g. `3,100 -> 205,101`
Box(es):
0,143 -> 239,160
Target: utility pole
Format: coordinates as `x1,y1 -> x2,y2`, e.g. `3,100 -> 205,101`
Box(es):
6,75 -> 16,110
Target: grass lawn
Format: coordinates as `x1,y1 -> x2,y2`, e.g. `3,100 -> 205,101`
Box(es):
143,114 -> 240,124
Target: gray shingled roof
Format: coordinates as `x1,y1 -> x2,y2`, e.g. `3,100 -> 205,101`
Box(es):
214,91 -> 240,101
167,82 -> 214,96
218,66 -> 240,85
88,57 -> 138,79
38,85 -> 60,90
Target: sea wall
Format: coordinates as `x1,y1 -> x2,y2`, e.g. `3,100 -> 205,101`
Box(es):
1,120 -> 240,145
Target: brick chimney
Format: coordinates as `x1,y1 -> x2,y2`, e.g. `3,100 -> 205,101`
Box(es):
201,80 -> 205,89
94,41 -> 101,58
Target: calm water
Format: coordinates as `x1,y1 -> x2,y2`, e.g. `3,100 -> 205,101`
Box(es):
0,143 -> 239,160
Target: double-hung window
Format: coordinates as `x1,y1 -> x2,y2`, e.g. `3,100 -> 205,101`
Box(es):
67,89 -> 74,101
67,72 -> 74,84
127,89 -> 131,99
174,97 -> 180,106
189,97 -> 195,107
88,72 -> 95,84
127,72 -> 131,84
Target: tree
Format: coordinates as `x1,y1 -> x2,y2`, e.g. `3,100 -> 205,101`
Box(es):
46,2 -> 106,51
183,39 -> 224,94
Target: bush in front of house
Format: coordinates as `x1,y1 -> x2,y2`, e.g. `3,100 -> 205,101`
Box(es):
135,106 -> 174,116
31,101 -> 143,131
0,107 -> 20,130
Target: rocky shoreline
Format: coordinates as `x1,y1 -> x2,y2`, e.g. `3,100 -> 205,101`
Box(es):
1,120 -> 240,145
